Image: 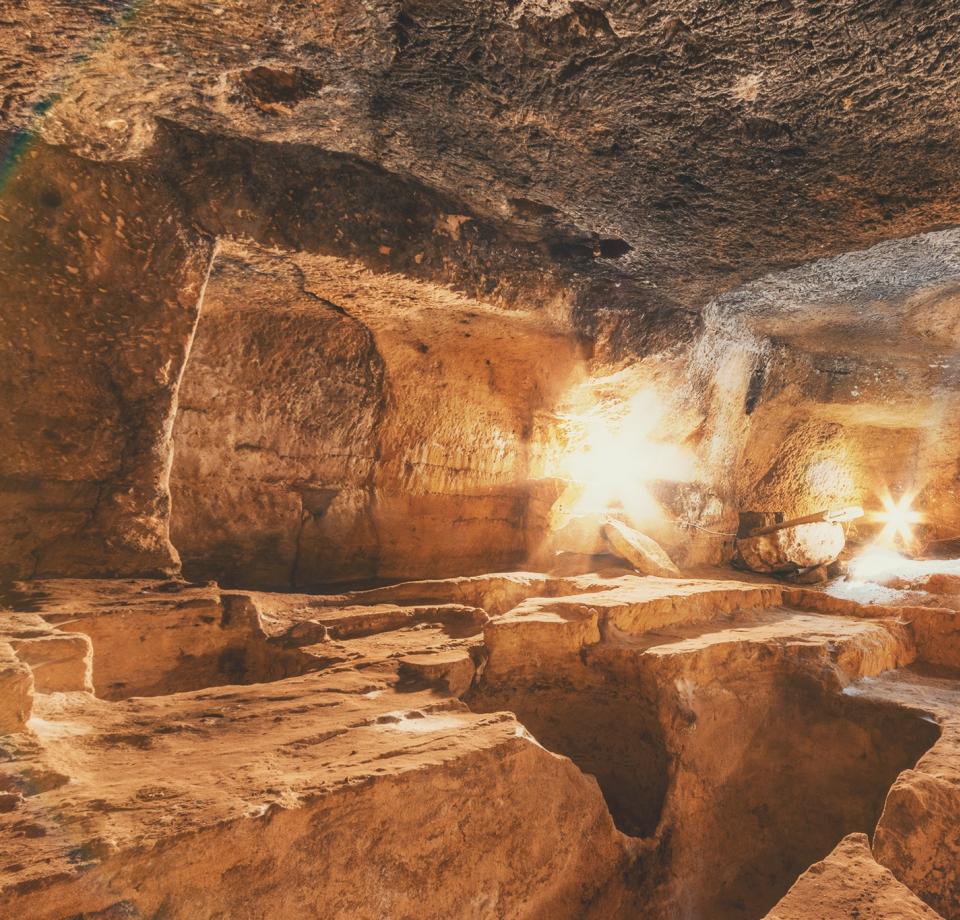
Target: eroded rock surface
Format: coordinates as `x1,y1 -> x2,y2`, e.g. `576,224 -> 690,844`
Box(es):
5,4 -> 960,578
766,833 -> 943,920
5,3 -> 960,918
169,242 -> 579,587
2,569 -> 959,918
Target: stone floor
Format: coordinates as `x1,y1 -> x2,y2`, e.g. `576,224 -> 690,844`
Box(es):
1,567 -> 958,918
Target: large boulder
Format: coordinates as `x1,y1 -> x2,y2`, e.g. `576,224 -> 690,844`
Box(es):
603,519 -> 681,578
736,521 -> 845,574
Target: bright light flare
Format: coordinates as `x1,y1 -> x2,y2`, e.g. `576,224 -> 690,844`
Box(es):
847,544 -> 907,581
837,545 -> 960,607
870,491 -> 924,549
551,386 -> 697,527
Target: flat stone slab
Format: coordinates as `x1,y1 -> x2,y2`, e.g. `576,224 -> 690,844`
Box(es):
592,607 -> 916,684
483,576 -> 786,678
0,669 -> 629,919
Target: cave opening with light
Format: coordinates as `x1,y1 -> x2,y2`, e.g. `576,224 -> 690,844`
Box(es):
2,4 -> 960,919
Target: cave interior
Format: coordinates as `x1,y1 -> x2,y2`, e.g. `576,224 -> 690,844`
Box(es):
2,3 -> 960,919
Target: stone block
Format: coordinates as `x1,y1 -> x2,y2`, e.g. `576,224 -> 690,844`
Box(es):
603,519 -> 681,577
0,642 -> 34,733
10,633 -> 94,693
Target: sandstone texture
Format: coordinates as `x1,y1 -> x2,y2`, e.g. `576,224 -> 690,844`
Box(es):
603,519 -> 681,577
169,243 -> 579,588
0,641 -> 33,734
3,3 -> 960,579
8,633 -> 92,693
2,568 -> 959,918
5,2 -> 960,918
766,833 -> 943,920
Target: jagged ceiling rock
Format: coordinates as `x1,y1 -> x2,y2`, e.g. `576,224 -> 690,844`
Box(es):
709,227 -> 960,363
5,0 -> 960,314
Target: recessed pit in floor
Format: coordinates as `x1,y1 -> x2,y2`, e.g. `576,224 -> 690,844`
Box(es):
29,588 -> 323,700
469,600 -> 943,920
2,574 -> 960,920
468,683 -> 668,838
662,675 -> 940,920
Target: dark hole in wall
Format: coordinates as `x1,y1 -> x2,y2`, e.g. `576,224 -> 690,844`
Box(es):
548,236 -> 633,262
597,237 -> 633,258
238,66 -> 321,107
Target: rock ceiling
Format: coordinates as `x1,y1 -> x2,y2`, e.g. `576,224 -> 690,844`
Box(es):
4,0 -> 960,319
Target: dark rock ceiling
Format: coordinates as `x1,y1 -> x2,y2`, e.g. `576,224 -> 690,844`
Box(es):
4,0 -> 960,321
711,227 -> 960,362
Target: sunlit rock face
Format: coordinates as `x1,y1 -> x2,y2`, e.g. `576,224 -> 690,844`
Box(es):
545,228 -> 959,569
169,243 -> 578,587
685,229 -> 960,547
